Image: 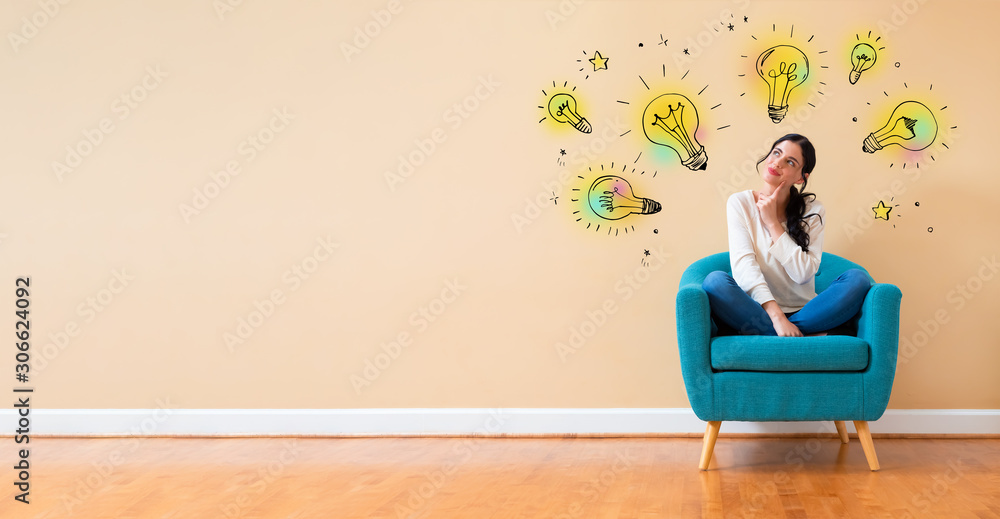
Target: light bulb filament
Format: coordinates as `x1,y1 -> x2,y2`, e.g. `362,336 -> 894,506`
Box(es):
556,101 -> 582,126
650,103 -> 697,157
766,62 -> 798,107
875,116 -> 917,141
852,54 -> 872,72
598,188 -> 643,213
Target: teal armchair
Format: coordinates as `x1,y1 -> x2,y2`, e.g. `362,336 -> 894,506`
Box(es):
676,252 -> 902,471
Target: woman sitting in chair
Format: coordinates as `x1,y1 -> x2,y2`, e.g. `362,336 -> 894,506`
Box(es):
703,133 -> 871,336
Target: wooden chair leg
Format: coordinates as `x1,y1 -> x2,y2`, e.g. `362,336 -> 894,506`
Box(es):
853,420 -> 880,471
699,421 -> 722,470
834,421 -> 850,444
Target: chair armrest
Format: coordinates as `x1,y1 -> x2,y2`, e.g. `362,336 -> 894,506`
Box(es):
856,282 -> 902,420
676,283 -> 715,420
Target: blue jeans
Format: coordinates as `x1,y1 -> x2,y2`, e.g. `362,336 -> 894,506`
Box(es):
702,269 -> 872,336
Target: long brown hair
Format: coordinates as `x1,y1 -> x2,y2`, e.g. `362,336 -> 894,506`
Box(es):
756,134 -> 821,251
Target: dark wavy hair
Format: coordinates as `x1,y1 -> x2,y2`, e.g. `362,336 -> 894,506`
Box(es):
756,134 -> 821,251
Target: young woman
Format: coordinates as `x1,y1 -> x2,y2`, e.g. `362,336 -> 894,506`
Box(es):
702,134 -> 871,336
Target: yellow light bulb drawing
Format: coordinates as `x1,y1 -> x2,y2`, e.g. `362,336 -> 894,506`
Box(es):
588,175 -> 661,221
642,93 -> 708,171
546,93 -> 592,134
756,45 -> 810,123
862,101 -> 938,153
849,43 -> 877,84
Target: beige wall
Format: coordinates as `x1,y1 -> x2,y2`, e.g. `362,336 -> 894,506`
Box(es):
2,0 -> 997,410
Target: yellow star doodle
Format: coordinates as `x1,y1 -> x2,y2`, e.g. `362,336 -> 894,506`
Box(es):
589,51 -> 609,71
872,200 -> 892,221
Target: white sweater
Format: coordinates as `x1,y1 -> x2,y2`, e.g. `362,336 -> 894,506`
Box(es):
727,190 -> 825,313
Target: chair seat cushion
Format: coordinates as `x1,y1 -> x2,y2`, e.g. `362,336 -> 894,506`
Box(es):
710,335 -> 870,372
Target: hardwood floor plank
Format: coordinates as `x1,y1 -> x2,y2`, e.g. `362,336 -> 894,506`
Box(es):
2,437 -> 998,518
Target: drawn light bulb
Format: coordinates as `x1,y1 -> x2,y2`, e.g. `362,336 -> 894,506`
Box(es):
587,175 -> 661,221
756,45 -> 810,123
862,101 -> 938,153
849,43 -> 877,85
546,93 -> 592,133
642,93 -> 708,171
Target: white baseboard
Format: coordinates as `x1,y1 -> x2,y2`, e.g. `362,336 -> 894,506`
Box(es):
3,408 -> 998,436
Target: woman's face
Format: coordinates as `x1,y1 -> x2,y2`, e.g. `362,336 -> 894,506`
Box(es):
763,140 -> 806,187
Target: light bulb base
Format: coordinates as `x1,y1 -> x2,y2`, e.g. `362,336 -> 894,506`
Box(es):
682,147 -> 709,171
849,70 -> 861,85
862,133 -> 883,153
767,105 -> 788,124
641,198 -> 662,215
573,117 -> 593,134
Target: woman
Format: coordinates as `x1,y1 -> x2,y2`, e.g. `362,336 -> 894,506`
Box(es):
702,134 -> 871,336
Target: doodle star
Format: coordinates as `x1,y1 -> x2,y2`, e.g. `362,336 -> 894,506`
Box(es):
872,201 -> 892,220
589,51 -> 609,71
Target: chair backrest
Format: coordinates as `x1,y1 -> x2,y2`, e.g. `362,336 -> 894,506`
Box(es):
688,252 -> 872,291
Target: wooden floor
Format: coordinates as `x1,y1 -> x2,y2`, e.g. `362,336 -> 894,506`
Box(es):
3,436 -> 999,518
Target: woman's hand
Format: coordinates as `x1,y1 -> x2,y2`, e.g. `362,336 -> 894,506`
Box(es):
756,181 -> 784,228
771,314 -> 803,337
763,300 -> 802,337
757,182 -> 787,243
